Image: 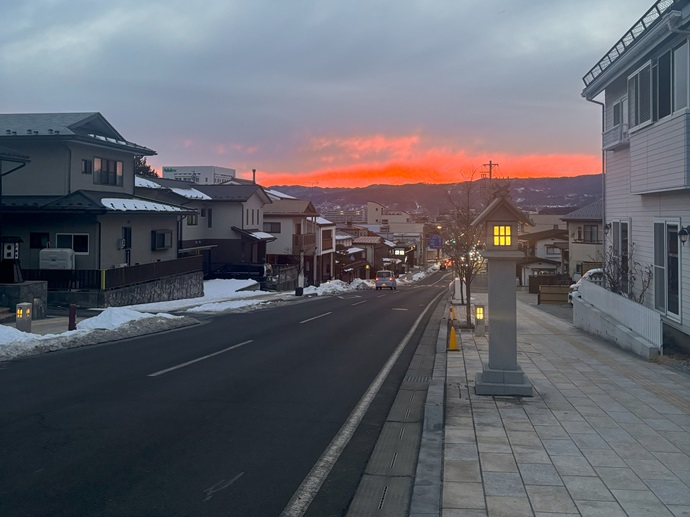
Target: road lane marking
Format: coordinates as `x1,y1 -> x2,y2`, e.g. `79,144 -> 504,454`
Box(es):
351,300 -> 367,306
392,308 -> 408,311
203,472 -> 244,502
147,340 -> 253,377
280,290 -> 444,517
299,312 -> 332,324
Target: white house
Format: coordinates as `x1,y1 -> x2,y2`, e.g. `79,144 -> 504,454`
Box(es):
582,0 -> 690,345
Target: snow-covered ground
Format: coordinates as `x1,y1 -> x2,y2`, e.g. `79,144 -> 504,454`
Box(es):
0,266 -> 439,360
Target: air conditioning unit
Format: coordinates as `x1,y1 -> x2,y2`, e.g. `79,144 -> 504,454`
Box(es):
117,238 -> 127,250
39,248 -> 75,270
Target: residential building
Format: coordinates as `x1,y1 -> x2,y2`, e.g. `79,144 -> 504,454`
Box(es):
582,0 -> 690,342
135,176 -> 274,276
161,165 -> 236,184
263,198 -> 319,285
561,200 -> 604,279
0,112 -> 202,306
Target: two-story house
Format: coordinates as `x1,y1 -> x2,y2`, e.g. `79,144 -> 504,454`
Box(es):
561,200 -> 603,280
582,0 -> 690,343
263,198 -> 319,286
0,112 -> 202,306
135,176 -> 274,276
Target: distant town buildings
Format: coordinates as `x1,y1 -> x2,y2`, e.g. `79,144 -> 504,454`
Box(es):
161,165 -> 236,184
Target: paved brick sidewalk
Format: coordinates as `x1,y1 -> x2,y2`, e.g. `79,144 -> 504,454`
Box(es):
444,293 -> 690,516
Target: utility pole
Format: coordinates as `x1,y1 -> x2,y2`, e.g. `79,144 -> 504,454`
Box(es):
482,160 -> 498,183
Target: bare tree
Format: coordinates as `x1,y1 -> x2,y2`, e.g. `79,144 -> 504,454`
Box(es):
602,242 -> 653,304
442,168 -> 486,327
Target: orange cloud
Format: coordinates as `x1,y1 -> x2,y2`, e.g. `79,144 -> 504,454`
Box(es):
257,150 -> 601,188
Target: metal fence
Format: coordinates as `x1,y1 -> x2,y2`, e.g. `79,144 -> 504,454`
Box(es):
22,255 -> 203,291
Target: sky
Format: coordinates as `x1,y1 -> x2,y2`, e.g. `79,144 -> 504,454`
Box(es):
1,0 -> 655,187
0,271 -> 432,359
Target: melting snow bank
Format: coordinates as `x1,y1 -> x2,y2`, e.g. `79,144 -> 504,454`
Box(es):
0,309 -> 199,361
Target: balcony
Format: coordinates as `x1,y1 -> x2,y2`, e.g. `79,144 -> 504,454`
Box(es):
602,124 -> 629,151
292,233 -> 316,255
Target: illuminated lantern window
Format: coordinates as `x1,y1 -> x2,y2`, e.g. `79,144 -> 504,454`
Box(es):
493,225 -> 512,246
475,306 -> 484,320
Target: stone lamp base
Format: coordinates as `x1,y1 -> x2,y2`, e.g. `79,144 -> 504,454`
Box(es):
475,367 -> 533,396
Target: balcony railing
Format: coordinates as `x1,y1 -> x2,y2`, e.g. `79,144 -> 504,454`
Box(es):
602,124 -> 629,150
292,233 -> 316,254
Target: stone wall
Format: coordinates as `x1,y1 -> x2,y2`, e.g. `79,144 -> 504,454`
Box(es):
0,281 -> 48,319
47,272 -> 204,308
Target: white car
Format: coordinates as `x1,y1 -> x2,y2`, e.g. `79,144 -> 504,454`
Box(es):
568,268 -> 604,304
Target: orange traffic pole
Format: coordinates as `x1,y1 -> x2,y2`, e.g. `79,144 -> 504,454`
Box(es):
448,326 -> 458,351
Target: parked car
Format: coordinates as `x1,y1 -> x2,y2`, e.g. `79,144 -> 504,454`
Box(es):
375,270 -> 397,290
568,268 -> 604,304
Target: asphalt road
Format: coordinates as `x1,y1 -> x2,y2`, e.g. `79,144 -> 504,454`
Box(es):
0,273 -> 449,517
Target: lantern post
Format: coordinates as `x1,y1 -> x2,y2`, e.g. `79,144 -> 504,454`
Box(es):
471,194 -> 533,396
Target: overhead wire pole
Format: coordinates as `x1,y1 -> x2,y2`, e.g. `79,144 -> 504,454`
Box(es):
482,160 -> 498,183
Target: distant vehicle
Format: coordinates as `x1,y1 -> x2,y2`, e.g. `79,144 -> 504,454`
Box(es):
569,268 -> 604,304
375,270 -> 397,290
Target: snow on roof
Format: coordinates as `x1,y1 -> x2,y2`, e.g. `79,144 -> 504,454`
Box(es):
316,216 -> 334,225
346,247 -> 365,254
170,187 -> 212,200
265,189 -> 297,200
250,231 -> 275,240
384,239 -> 396,247
135,176 -> 163,189
101,198 -> 185,212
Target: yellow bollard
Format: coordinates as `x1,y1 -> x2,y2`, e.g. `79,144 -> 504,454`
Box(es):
450,307 -> 455,321
448,326 -> 458,351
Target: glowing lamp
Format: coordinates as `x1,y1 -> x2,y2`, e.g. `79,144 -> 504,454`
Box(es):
492,225 -> 512,247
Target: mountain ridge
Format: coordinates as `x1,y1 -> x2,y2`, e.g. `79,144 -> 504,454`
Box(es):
268,174 -> 602,215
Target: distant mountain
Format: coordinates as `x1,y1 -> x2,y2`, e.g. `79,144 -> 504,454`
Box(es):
268,175 -> 602,216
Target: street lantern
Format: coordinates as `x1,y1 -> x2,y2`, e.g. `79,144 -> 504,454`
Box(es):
471,193 -> 533,396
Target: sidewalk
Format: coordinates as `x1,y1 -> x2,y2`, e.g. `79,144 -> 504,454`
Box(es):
442,291 -> 690,516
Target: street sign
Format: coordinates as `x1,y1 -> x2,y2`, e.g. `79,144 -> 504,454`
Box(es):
429,235 -> 442,249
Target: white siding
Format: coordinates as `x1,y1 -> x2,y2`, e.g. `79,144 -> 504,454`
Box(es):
630,112 -> 688,193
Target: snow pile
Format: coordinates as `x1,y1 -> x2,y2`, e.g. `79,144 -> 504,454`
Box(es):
0,267 -> 443,361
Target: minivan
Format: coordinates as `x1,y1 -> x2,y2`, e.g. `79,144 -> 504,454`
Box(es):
375,270 -> 397,290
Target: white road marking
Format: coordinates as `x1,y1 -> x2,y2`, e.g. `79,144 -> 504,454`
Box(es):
280,290 -> 444,517
392,308 -> 408,311
299,312 -> 332,324
147,340 -> 253,377
351,300 -> 367,306
203,472 -> 244,502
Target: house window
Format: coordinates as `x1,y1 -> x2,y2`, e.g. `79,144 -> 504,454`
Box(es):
81,159 -> 92,175
56,233 -> 89,254
583,225 -> 599,244
674,41 -> 689,112
187,214 -> 198,226
264,222 -> 281,233
93,157 -> 123,186
628,62 -> 652,130
151,229 -> 172,251
545,246 -> 559,255
30,232 -> 50,249
201,209 -> 206,217
654,221 -> 681,319
207,208 -> 213,228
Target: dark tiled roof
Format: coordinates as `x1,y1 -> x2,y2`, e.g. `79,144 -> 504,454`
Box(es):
0,112 -> 155,155
264,199 -> 317,215
0,144 -> 30,161
561,199 -> 603,221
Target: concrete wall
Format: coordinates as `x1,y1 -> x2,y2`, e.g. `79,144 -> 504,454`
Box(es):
572,295 -> 659,359
47,271 -> 204,308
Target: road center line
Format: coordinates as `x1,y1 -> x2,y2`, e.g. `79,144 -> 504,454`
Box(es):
351,300 -> 367,306
280,290 -> 444,517
147,340 -> 253,377
299,312 -> 332,324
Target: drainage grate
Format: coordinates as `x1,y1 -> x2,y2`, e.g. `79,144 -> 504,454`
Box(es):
404,375 -> 431,383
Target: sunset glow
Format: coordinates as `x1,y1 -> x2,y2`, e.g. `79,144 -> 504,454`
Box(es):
152,133 -> 602,188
